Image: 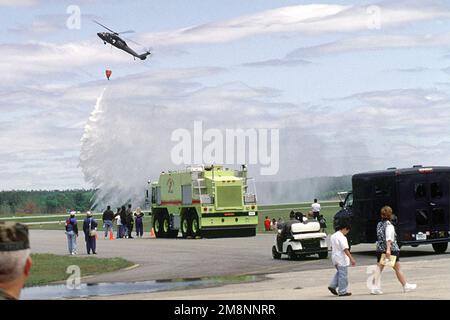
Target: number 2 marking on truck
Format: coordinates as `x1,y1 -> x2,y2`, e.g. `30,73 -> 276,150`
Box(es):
167,178 -> 174,193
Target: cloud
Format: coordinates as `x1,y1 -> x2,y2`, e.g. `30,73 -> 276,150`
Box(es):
287,33 -> 450,58
442,67 -> 450,74
241,58 -> 311,68
0,0 -> 37,6
136,1 -> 450,48
8,13 -> 100,36
392,67 -> 430,73
0,41 -> 137,84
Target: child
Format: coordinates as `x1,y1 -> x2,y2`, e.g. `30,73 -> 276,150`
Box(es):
319,214 -> 327,233
264,216 -> 271,231
115,213 -> 122,239
328,225 -> 356,296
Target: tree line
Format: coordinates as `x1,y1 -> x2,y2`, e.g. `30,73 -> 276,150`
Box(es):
0,190 -> 95,215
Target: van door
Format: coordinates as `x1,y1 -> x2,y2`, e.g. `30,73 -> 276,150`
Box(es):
397,175 -> 429,240
397,173 -> 450,242
426,173 -> 450,234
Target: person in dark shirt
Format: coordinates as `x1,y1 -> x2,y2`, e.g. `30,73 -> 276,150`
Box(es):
82,212 -> 98,254
102,205 -> 115,238
277,211 -> 297,251
134,207 -> 144,238
120,206 -> 128,239
126,204 -> 134,239
65,211 -> 79,255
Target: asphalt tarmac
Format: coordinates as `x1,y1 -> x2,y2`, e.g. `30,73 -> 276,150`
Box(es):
29,229 -> 449,285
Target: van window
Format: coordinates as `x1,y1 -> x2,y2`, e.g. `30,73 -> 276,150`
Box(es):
416,209 -> 429,226
430,182 -> 443,199
374,181 -> 392,197
414,183 -> 427,200
432,208 -> 445,225
345,193 -> 353,208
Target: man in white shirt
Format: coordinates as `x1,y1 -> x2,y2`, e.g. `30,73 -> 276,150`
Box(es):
311,199 -> 321,220
328,225 -> 356,296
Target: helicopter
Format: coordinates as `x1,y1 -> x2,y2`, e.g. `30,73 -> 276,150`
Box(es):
94,20 -> 151,61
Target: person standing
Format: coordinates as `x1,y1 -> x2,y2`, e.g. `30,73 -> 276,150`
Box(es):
120,206 -> 128,239
312,199 -> 321,220
264,216 -> 271,231
126,204 -> 134,239
319,214 -> 327,233
65,211 -> 78,255
102,205 -> 114,239
83,211 -> 98,255
371,206 -> 417,295
271,218 -> 277,230
328,224 -> 356,297
134,207 -> 144,238
114,207 -> 123,239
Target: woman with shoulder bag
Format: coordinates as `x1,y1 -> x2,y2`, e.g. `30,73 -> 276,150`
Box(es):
371,206 -> 416,295
83,211 -> 98,255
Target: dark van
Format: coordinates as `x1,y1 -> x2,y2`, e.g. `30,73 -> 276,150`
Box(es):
334,166 -> 450,253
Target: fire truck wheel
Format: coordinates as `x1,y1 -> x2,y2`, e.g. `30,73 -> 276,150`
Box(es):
189,213 -> 201,238
160,213 -> 170,238
153,213 -> 161,238
181,215 -> 190,238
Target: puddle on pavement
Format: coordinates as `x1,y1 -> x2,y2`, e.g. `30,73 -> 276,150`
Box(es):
21,275 -> 259,300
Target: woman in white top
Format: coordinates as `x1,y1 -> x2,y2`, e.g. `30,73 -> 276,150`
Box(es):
371,206 -> 416,295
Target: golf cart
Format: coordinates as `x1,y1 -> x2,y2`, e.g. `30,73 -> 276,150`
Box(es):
272,219 -> 328,260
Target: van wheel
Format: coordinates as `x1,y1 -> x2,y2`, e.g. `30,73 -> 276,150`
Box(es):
432,242 -> 448,254
287,246 -> 296,260
318,251 -> 328,259
272,246 -> 281,259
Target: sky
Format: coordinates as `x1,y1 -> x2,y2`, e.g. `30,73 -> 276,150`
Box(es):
1,0 -> 450,198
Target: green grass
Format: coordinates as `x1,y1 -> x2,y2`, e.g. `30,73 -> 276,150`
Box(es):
26,253 -> 133,287
6,202 -> 340,235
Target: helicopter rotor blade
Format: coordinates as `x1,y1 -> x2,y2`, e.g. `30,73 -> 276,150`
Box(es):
118,30 -> 135,35
93,20 -> 118,34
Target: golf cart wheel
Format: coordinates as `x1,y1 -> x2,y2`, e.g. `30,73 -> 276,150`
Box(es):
432,242 -> 448,254
318,251 -> 328,259
272,246 -> 281,259
287,246 -> 296,260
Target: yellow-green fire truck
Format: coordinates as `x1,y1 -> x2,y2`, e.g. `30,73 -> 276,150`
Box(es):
145,165 -> 258,238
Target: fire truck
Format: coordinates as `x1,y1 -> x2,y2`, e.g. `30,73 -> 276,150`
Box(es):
145,165 -> 258,238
